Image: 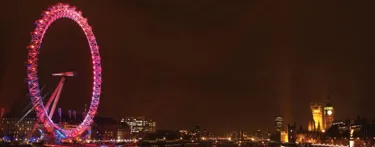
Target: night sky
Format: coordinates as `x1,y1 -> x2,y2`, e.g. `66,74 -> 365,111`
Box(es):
0,0 -> 375,134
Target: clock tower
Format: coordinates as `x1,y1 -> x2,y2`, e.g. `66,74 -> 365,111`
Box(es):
323,94 -> 334,130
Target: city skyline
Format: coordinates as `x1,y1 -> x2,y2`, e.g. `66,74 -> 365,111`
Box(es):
1,0 -> 375,134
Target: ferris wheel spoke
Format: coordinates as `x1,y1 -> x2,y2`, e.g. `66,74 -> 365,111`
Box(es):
44,84 -> 60,113
23,84 -> 47,112
16,92 -> 50,125
48,77 -> 66,119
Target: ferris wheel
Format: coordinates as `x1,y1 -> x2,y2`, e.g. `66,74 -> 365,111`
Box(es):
26,3 -> 102,140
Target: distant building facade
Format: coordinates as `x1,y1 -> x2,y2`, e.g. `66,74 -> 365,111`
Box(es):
124,117 -> 156,134
275,116 -> 284,132
91,117 -> 122,141
310,102 -> 324,131
0,116 -> 38,141
280,130 -> 288,143
309,95 -> 335,132
0,108 -> 131,142
117,119 -> 131,140
307,120 -> 315,131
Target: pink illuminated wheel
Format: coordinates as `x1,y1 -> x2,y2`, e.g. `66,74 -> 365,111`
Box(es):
26,3 -> 102,139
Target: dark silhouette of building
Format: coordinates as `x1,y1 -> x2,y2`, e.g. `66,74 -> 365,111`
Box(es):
142,130 -> 180,140
91,117 -> 119,140
118,118 -> 131,140
288,123 -> 296,143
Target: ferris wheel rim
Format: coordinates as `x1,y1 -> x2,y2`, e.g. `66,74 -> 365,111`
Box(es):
26,3 -> 102,138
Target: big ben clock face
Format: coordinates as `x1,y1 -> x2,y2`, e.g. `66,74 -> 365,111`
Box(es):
327,110 -> 333,115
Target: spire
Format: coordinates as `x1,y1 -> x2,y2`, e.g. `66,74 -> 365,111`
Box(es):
325,93 -> 332,107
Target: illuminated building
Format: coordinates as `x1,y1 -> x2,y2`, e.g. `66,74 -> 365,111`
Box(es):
309,95 -> 335,132
275,116 -> 283,132
0,114 -> 38,140
0,108 -> 129,142
307,120 -> 315,131
332,120 -> 349,132
280,131 -> 288,143
323,97 -> 334,130
295,131 -> 320,144
332,120 -> 346,126
124,117 -> 156,134
310,102 -> 324,132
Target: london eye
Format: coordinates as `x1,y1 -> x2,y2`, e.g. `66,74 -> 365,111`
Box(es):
26,3 -> 102,141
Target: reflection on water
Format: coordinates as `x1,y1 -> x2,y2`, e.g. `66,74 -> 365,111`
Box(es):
0,142 -> 301,147
113,143 -> 293,147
